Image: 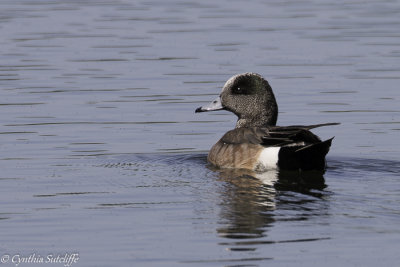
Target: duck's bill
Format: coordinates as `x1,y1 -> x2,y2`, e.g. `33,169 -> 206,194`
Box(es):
195,96 -> 224,113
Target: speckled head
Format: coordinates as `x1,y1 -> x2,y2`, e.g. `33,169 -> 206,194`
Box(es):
196,73 -> 278,128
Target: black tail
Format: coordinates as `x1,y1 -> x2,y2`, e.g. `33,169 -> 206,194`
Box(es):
278,138 -> 334,171
296,138 -> 333,171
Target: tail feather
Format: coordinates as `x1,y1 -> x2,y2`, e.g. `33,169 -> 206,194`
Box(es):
295,138 -> 333,171
278,138 -> 334,171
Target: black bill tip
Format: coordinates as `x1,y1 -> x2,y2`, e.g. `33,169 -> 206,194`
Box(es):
195,107 -> 204,113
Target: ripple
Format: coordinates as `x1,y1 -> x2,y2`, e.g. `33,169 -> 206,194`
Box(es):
180,257 -> 272,264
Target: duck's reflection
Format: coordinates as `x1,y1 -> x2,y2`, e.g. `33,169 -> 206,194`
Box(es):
212,166 -> 326,241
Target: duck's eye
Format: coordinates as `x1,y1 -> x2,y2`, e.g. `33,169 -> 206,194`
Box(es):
233,86 -> 242,94
232,82 -> 249,94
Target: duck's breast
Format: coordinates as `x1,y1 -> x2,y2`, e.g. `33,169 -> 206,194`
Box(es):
207,141 -> 263,170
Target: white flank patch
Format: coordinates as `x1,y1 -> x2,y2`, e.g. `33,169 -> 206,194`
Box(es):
257,147 -> 280,170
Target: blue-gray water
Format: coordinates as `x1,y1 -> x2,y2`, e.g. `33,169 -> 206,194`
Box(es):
1,0 -> 399,266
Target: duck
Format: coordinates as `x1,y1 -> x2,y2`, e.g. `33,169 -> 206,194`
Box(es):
195,72 -> 339,172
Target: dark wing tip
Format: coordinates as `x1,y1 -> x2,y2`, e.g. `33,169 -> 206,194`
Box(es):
305,122 -> 340,129
295,137 -> 334,153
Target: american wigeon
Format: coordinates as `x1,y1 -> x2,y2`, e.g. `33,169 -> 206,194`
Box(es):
195,72 -> 339,171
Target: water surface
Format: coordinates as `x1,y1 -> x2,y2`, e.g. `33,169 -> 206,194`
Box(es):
0,0 -> 399,266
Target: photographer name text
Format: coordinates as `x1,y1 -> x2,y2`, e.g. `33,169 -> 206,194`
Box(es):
1,253 -> 79,267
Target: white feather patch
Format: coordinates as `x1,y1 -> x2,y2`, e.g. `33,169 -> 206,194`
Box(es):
257,147 -> 280,170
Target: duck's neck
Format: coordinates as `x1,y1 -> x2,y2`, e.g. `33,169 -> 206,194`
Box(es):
235,108 -> 278,128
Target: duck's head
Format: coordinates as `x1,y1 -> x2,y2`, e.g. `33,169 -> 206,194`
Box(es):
196,72 -> 278,128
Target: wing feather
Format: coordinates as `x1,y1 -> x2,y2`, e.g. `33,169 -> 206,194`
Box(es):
219,123 -> 339,147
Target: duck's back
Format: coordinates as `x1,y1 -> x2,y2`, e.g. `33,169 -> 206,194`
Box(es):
207,124 -> 336,171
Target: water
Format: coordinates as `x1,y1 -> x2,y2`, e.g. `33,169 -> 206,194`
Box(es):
0,0 -> 399,266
